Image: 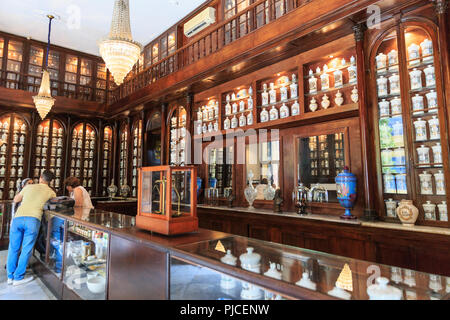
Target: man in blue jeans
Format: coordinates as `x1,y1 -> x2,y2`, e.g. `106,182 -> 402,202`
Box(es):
7,170 -> 56,286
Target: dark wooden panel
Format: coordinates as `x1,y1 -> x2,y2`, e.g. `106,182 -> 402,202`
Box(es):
248,224 -> 270,241
373,241 -> 415,270
62,286 -> 82,300
31,258 -> 63,300
108,235 -> 168,300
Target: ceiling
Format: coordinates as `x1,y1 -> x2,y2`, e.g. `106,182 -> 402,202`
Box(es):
0,0 -> 206,56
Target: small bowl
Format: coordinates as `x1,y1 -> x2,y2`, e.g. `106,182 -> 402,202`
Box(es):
86,276 -> 106,294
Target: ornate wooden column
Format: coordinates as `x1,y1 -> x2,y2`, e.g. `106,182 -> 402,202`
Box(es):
354,22 -> 378,221
161,103 -> 167,165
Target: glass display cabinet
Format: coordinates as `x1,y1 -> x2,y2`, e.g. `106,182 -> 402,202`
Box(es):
27,45 -> 44,92
69,123 -> 97,195
371,21 -> 449,227
205,146 -> 234,205
119,123 -> 129,190
79,59 -> 92,100
33,119 -> 65,194
194,98 -> 219,136
131,120 -> 143,197
171,235 -> 450,300
169,107 -> 187,166
137,166 -> 198,235
222,84 -> 254,131
64,54 -> 78,98
47,50 -> 60,97
0,114 -> 29,200
101,126 -> 113,196
6,40 -> 23,89
96,63 -> 107,103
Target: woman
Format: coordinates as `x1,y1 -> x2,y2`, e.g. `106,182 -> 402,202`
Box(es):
64,177 -> 94,209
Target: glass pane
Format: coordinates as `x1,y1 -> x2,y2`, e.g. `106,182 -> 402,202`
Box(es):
97,63 -> 106,80
246,140 -> 280,200
66,55 -> 78,73
48,50 -> 60,69
48,213 -> 65,276
171,171 -> 191,216
141,170 -> 165,215
80,59 -> 92,76
152,44 -> 159,64
7,40 -> 23,62
63,220 -> 108,300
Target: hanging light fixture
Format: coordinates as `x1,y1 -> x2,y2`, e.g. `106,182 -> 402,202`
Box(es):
33,15 -> 56,120
99,0 -> 142,86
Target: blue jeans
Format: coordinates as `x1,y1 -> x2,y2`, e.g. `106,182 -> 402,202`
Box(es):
50,217 -> 65,273
7,217 -> 41,280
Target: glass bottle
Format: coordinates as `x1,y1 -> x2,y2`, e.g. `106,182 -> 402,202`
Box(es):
348,56 -> 357,84
434,170 -> 446,195
260,108 -> 269,123
269,83 -> 277,104
387,49 -> 398,71
280,103 -> 289,119
412,94 -> 424,115
231,115 -> 238,129
290,74 -> 298,99
261,84 -> 269,106
432,143 -> 442,167
247,112 -> 253,126
269,106 -> 279,121
428,116 -> 440,140
239,114 -> 246,127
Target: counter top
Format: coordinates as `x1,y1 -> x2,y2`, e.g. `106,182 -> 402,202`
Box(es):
198,205 -> 450,236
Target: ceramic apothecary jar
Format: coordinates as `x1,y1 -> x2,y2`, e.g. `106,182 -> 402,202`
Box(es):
390,97 -> 402,115
367,277 -> 403,300
379,99 -> 390,117
377,76 -> 388,97
220,250 -> 237,290
409,68 -> 423,90
419,171 -> 433,195
396,200 -> 419,226
420,38 -> 433,62
412,94 -> 424,115
385,198 -> 397,218
239,247 -> 261,273
408,43 -> 421,66
423,201 -> 436,221
388,49 -> 399,71
438,201 -> 448,221
376,52 -> 387,72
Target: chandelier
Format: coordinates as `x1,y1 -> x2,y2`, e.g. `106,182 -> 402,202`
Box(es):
33,15 -> 56,120
99,0 -> 141,86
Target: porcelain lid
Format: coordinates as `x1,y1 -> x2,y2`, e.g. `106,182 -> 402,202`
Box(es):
367,277 -> 403,300
220,250 -> 237,266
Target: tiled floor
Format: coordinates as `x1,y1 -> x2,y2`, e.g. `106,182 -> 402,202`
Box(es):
0,250 -> 56,300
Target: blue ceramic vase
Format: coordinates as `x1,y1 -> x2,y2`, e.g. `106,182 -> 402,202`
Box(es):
335,167 -> 357,220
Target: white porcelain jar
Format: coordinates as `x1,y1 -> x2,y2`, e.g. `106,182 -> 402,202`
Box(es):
309,97 -> 318,112
321,94 -> 330,109
239,114 -> 246,127
416,145 -> 430,167
197,109 -> 203,121
408,43 -> 421,66
224,117 -> 230,130
269,83 -> 277,104
432,143 -> 442,166
367,277 -> 403,300
409,68 -> 423,90
220,250 -> 237,290
395,174 -> 407,194
389,73 -> 400,95
403,270 -> 416,288
391,97 -> 402,115
379,99 -> 390,117
260,107 -> 269,122
246,112 -> 253,126
429,275 -> 443,293
239,247 -> 261,273
231,115 -> 238,129
419,171 -> 433,195
348,56 -> 357,84
280,103 -> 289,118
428,116 -> 440,140
385,198 -> 397,217
261,83 -> 269,106
320,72 -> 330,91
381,149 -> 394,166
424,65 -> 436,87
196,122 -> 202,135
335,90 -> 344,106
291,100 -> 300,116
423,201 -> 437,220
232,102 -> 238,114
225,101 -> 231,115
413,118 -> 427,141
420,38 -> 433,62
334,69 -> 343,88
351,86 -> 359,103
376,52 -> 388,72
290,74 -> 298,99
214,120 -> 219,132
434,170 -> 446,195
426,90 -> 438,112
269,106 -> 279,121
437,201 -> 448,222
248,95 -> 254,110
412,94 -> 424,115
280,85 -> 288,101
296,272 -> 317,291
377,76 -> 388,97
239,100 -> 246,113
388,49 -> 399,71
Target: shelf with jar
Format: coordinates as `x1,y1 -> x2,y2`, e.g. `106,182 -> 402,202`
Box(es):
304,50 -> 359,114
222,85 -> 255,131
47,50 -> 60,97
5,40 -> 23,89
26,46 -> 44,92
33,119 -> 65,192
101,127 -> 113,196
169,107 -> 187,166
194,98 -> 220,136
0,114 -> 29,200
131,121 -> 143,198
119,126 -> 128,188
372,24 -> 449,227
256,71 -> 299,125
69,123 -> 96,195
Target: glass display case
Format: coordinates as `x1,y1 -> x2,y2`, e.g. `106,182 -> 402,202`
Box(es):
47,50 -> 60,97
33,119 -> 65,193
96,63 -> 107,103
6,40 -> 23,89
169,107 -> 187,166
79,59 -> 92,100
64,54 -> 78,98
0,38 -> 4,77
195,98 -> 219,136
222,84 -> 254,131
205,146 -> 234,205
172,235 -> 450,300
131,120 -> 143,197
119,123 -> 129,189
296,131 -> 348,203
137,166 -> 198,235
0,114 -> 29,200
69,123 -> 96,195
27,46 -> 44,92
101,126 -> 113,196
372,23 -> 449,226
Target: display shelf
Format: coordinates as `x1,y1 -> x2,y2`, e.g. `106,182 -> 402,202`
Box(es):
101,126 -> 113,196
119,123 -> 128,189
131,120 -> 142,197
169,107 -> 187,166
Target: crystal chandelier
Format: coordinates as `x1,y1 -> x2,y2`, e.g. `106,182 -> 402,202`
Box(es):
33,15 -> 56,120
99,0 -> 141,86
